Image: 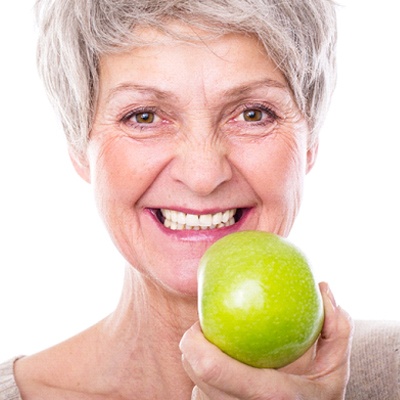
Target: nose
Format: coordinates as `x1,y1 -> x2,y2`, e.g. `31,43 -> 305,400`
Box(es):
169,138 -> 233,197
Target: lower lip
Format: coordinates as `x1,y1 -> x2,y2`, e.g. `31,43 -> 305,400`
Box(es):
148,209 -> 250,243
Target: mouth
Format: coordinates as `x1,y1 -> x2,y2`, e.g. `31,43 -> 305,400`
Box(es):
155,208 -> 244,231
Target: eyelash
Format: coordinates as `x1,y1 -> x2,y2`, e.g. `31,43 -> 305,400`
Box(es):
121,106 -> 160,128
119,103 -> 280,132
234,103 -> 279,125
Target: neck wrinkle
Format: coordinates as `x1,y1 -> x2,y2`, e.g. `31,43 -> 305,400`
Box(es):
97,264 -> 198,398
105,263 -> 198,338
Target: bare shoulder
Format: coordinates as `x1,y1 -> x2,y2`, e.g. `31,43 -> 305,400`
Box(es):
346,320 -> 400,400
12,324 -> 103,400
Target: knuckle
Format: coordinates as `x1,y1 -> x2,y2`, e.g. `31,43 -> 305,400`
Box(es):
337,307 -> 355,341
194,355 -> 224,386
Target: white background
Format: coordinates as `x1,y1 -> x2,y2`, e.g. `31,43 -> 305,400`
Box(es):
0,2 -> 399,360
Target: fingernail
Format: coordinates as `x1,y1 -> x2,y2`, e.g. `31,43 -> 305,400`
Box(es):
179,326 -> 196,355
179,330 -> 188,353
325,283 -> 337,310
179,333 -> 197,372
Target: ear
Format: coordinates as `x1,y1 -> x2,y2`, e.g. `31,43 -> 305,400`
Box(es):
68,148 -> 91,183
306,139 -> 319,174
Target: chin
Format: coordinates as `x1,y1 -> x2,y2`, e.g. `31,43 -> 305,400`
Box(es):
137,260 -> 200,300
161,273 -> 199,299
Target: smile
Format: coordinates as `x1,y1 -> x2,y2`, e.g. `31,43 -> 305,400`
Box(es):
157,208 -> 241,230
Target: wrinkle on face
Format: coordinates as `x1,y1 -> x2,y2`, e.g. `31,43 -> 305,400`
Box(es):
81,23 -> 313,296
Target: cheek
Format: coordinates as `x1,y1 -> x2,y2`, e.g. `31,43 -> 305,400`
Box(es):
86,137 -> 169,261
243,137 -> 307,236
274,143 -> 307,192
236,137 -> 308,201
88,137 -> 162,205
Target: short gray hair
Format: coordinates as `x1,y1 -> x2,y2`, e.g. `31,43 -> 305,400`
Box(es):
35,0 -> 337,155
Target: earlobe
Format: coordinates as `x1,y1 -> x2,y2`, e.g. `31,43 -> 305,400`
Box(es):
69,148 -> 91,183
306,140 -> 319,174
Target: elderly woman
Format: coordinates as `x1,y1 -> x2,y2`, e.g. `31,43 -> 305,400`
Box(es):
1,0 -> 399,399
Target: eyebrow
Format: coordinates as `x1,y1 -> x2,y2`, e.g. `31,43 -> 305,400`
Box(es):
222,78 -> 290,99
105,78 -> 290,104
105,83 -> 178,104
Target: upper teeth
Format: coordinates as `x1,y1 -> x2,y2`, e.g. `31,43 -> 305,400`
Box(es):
161,209 -> 237,230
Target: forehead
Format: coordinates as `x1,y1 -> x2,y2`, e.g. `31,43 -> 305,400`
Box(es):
98,22 -> 289,103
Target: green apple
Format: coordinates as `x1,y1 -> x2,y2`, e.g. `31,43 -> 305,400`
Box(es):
198,230 -> 324,369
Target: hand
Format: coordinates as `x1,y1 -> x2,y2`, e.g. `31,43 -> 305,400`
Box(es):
180,282 -> 353,400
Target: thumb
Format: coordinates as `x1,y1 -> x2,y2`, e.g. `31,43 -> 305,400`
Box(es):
180,322 -> 292,398
191,385 -> 209,400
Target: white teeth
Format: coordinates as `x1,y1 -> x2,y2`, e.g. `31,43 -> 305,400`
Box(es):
160,209 -> 237,230
161,209 -> 171,220
199,214 -> 212,227
177,212 -> 186,225
212,212 -> 222,225
185,214 -> 199,226
170,210 -> 178,222
222,210 -> 231,223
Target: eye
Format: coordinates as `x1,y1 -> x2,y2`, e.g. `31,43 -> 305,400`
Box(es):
119,107 -> 175,138
134,111 -> 155,124
226,103 -> 280,137
242,109 -> 263,122
237,105 -> 278,124
121,108 -> 161,127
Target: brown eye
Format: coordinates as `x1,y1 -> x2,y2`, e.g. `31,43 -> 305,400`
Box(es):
243,109 -> 263,122
135,112 -> 155,124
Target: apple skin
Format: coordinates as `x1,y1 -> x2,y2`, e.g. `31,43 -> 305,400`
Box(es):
198,230 -> 324,369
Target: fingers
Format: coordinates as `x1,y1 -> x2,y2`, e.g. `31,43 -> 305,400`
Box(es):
272,283 -> 353,380
301,282 -> 353,400
319,282 -> 353,342
180,283 -> 353,400
191,385 -> 209,400
180,322 -> 292,399
180,322 -> 242,395
314,282 -> 354,378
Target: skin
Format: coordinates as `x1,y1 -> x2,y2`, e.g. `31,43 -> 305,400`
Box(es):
14,23 -> 353,399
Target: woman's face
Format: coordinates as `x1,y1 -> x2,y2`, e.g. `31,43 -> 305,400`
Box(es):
76,24 -> 317,297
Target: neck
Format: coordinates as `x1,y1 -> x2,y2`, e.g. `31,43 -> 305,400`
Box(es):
98,264 -> 198,398
16,265 -> 198,399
